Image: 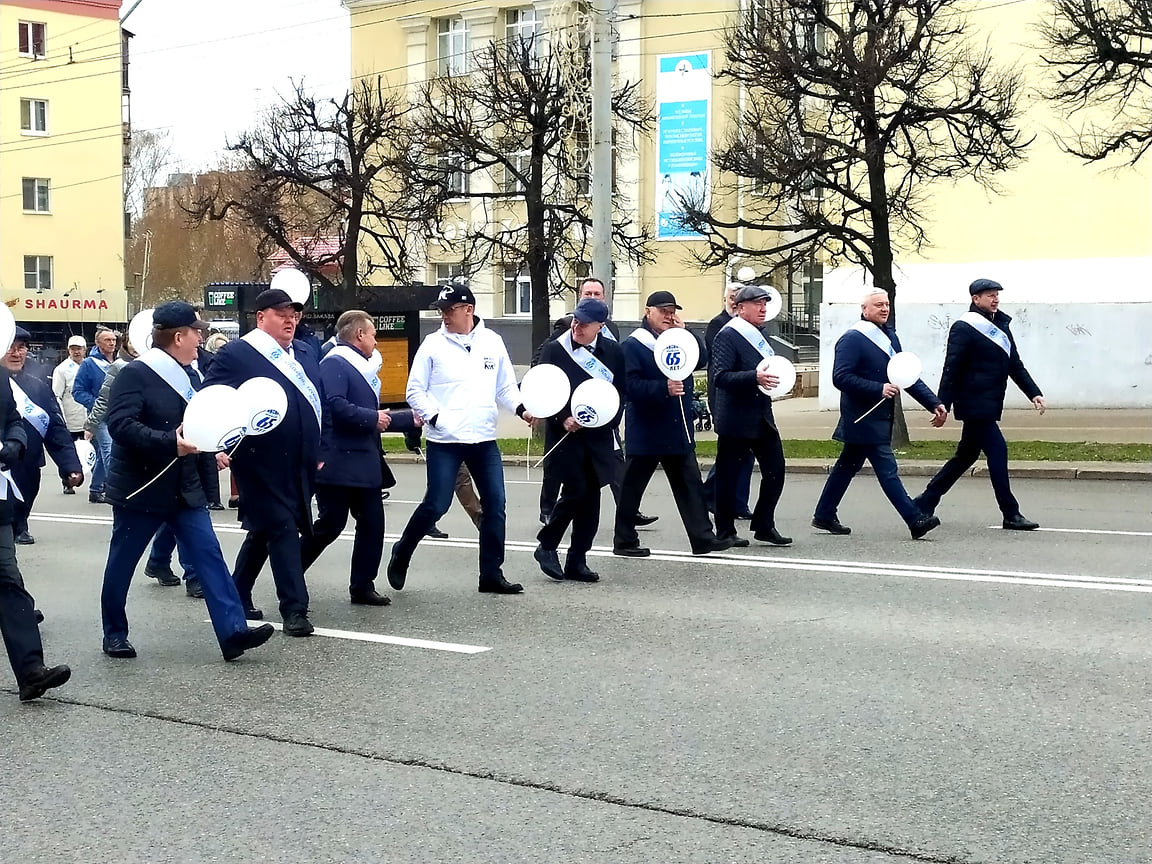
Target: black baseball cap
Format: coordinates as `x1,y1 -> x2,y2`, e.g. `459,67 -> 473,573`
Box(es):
431,283 -> 476,309
153,301 -> 210,330
969,278 -> 1003,296
12,326 -> 32,344
254,288 -> 304,311
644,290 -> 682,309
572,298 -> 609,324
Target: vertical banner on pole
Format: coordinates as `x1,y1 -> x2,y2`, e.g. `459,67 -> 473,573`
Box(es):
655,52 -> 712,241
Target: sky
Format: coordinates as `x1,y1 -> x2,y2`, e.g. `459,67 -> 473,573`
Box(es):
124,0 -> 351,176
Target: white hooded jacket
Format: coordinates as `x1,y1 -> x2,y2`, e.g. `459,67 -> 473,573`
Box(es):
406,316 -> 522,444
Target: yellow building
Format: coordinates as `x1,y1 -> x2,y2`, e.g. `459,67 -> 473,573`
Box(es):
0,0 -> 128,335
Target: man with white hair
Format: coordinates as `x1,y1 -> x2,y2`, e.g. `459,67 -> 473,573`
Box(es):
812,288 -> 946,539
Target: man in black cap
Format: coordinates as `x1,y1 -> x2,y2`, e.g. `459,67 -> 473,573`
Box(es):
914,278 -> 1045,529
2,327 -> 83,544
709,285 -> 792,546
205,288 -> 324,634
702,283 -> 753,519
100,301 -> 275,660
613,291 -> 730,557
533,298 -> 624,583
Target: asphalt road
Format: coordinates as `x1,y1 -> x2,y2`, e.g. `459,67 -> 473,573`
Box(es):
2,465 -> 1150,864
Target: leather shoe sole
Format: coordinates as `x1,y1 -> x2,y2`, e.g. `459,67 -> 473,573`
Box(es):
350,590 -> 392,606
534,545 -> 565,581
19,664 -> 71,701
910,515 -> 941,539
612,545 -> 650,558
386,554 -> 408,591
221,623 -> 276,661
811,517 -> 851,535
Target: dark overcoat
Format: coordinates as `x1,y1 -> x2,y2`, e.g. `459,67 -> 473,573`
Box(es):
0,371 -> 30,526
938,306 -> 1041,422
620,324 -> 707,458
709,323 -> 779,439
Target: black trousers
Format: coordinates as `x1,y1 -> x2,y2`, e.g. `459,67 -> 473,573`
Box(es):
613,452 -> 715,552
300,484 -> 385,594
919,419 -> 1020,517
541,449 -> 623,520
537,458 -> 602,564
232,523 -> 310,617
714,423 -> 786,539
0,524 -> 44,687
10,464 -> 40,537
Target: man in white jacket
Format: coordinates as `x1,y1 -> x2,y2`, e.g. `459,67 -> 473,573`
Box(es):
387,284 -> 533,594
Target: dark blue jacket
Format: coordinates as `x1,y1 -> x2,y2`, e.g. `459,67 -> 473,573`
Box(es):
0,370 -> 29,526
204,337 -> 323,532
9,370 -> 81,486
831,321 -> 940,445
938,306 -> 1041,422
72,347 -> 112,411
709,324 -> 778,438
620,323 -> 707,458
315,343 -> 415,489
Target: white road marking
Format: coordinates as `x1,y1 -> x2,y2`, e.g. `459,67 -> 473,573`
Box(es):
986,525 -> 1152,537
209,620 -> 490,654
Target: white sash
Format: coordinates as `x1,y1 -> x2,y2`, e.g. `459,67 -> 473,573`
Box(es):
323,344 -> 382,394
722,316 -> 775,359
243,330 -> 322,428
960,311 -> 1011,355
558,330 -> 614,383
138,348 -> 196,403
628,327 -> 657,351
0,471 -> 23,503
850,320 -> 895,357
9,380 -> 50,439
599,324 -> 617,342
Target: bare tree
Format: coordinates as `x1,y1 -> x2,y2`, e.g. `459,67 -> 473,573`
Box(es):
405,33 -> 653,347
1040,0 -> 1152,164
124,128 -> 175,220
185,78 -> 417,294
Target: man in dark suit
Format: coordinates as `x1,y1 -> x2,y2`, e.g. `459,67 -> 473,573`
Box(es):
702,283 -> 753,519
2,327 -> 83,544
205,288 -> 324,634
612,291 -> 730,558
100,301 -> 275,661
914,278 -> 1045,530
300,310 -> 417,605
533,298 -> 624,583
813,289 -> 946,539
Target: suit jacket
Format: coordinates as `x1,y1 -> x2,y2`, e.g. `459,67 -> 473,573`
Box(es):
620,324 -> 707,457
536,335 -> 624,487
104,358 -> 207,514
531,316 -> 621,367
831,321 -> 940,445
938,306 -> 1041,422
10,370 -> 80,487
0,371 -> 30,526
709,323 -> 779,439
204,337 -> 323,532
316,343 -> 415,489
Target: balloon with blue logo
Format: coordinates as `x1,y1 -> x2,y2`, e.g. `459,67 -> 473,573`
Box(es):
74,439 -> 98,484
236,376 -> 288,436
653,327 -> 700,382
182,385 -> 248,452
570,378 -> 619,429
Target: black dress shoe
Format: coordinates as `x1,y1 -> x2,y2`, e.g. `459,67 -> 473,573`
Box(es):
102,637 -> 137,658
735,511 -> 754,521
19,664 -> 71,701
282,612 -> 314,637
1003,513 -> 1039,531
719,535 -> 750,548
563,563 -> 600,582
350,588 -> 392,606
34,609 -> 44,624
227,496 -> 240,508
811,517 -> 851,535
145,563 -> 181,587
693,536 -> 734,555
386,552 -> 408,591
221,623 -> 276,661
534,545 -> 565,581
89,492 -> 106,504
426,525 -> 448,539
612,544 -> 650,557
207,502 -> 225,511
185,577 -> 204,598
910,514 -> 941,539
754,528 -> 793,546
14,531 -> 34,545
243,604 -> 264,621
912,495 -> 935,519
63,486 -> 76,495
635,512 -> 659,527
479,574 -> 524,594
380,490 -> 390,500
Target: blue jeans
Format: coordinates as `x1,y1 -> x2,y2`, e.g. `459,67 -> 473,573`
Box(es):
101,506 -> 248,646
814,443 -> 919,526
918,420 -> 1020,517
146,523 -> 196,580
90,423 -> 112,493
392,440 -> 507,581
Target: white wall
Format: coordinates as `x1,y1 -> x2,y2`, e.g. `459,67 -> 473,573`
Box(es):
819,302 -> 1152,409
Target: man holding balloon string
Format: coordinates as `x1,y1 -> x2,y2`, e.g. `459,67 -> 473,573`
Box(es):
813,288 -> 946,540
99,302 -> 275,661
530,298 -> 624,583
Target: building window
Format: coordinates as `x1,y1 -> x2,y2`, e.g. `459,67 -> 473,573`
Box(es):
436,152 -> 469,196
503,266 -> 531,316
437,17 -> 470,76
503,148 -> 530,195
20,98 -> 48,135
434,263 -> 466,286
23,256 -> 52,291
18,21 -> 46,58
506,7 -> 542,61
21,178 -> 50,213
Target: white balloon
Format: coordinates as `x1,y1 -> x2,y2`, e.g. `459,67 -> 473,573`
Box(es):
763,285 -> 783,322
183,385 -> 248,452
236,376 -> 288,436
0,303 -> 15,357
128,308 -> 155,354
887,351 -> 923,389
736,266 -> 756,283
270,268 -> 311,305
569,378 -> 620,429
654,327 -> 700,382
758,355 -> 797,400
74,439 -> 97,483
519,364 -> 572,418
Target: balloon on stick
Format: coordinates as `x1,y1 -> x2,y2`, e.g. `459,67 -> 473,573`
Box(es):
182,385 -> 248,452
269,268 -> 311,305
74,439 -> 97,483
0,303 -> 15,356
519,364 -> 571,418
757,355 -> 797,400
128,308 -> 155,354
887,351 -> 923,389
570,378 -> 620,429
653,328 -> 699,382
236,377 -> 288,436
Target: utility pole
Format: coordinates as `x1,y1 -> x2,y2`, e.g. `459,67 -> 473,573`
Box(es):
590,0 -> 615,301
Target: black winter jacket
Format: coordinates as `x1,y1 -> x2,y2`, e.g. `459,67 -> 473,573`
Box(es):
938,305 -> 1041,422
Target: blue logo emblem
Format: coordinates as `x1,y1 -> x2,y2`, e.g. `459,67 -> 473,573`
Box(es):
574,404 -> 598,425
663,348 -> 683,370
252,410 -> 279,431
23,405 -> 34,415
219,431 -> 245,450
270,349 -> 283,360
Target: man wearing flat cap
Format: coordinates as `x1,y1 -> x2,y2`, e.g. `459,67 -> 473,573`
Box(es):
913,278 -> 1045,530
205,287 -> 324,634
613,291 -> 730,558
533,298 -> 625,583
99,301 -> 275,661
